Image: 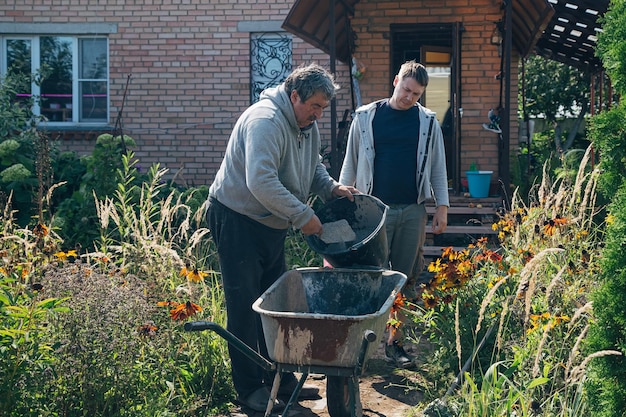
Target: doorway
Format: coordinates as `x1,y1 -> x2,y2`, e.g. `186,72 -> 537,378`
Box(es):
390,23 -> 463,194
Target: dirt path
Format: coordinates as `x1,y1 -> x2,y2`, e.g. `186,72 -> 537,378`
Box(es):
229,340 -> 426,417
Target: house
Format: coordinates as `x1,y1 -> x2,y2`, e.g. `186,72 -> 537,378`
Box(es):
0,0 -> 609,195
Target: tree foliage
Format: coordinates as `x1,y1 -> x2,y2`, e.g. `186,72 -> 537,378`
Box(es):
520,55 -> 590,153
596,0 -> 626,97
585,1 -> 626,416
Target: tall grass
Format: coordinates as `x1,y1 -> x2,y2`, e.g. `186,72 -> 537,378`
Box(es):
411,146 -> 616,416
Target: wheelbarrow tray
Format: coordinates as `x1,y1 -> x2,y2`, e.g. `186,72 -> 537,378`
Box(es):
252,267 -> 406,368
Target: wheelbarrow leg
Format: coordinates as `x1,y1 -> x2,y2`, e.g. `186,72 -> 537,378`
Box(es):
349,375 -> 360,417
264,372 -> 281,417
277,367 -> 310,417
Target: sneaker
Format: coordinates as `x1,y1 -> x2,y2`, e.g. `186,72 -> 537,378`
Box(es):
482,122 -> 502,134
384,341 -> 416,369
237,386 -> 285,413
276,373 -> 321,400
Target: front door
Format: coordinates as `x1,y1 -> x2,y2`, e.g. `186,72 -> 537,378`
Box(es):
390,23 -> 463,194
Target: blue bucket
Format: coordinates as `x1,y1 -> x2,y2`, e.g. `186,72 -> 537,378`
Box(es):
466,170 -> 493,198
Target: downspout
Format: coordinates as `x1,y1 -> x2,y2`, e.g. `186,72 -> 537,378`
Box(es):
329,0 -> 340,179
501,0 -> 512,210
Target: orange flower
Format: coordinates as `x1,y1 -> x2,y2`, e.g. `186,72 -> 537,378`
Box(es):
392,292 -> 406,309
159,300 -> 203,321
543,216 -> 566,236
170,301 -> 203,320
138,321 -> 158,337
19,264 -> 30,279
543,220 -> 557,236
33,223 -> 49,238
157,301 -> 175,307
95,255 -> 110,264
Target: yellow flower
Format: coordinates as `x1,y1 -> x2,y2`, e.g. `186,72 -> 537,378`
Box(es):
187,269 -> 208,283
54,251 -> 68,261
180,266 -> 208,282
54,250 -> 77,262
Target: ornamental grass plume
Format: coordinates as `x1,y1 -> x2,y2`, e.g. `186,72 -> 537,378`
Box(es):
409,146 -> 606,416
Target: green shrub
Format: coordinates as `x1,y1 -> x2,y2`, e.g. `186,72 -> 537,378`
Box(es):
584,32 -> 626,407
52,134 -> 140,250
587,102 -> 626,198
584,184 -> 626,417
0,72 -> 42,226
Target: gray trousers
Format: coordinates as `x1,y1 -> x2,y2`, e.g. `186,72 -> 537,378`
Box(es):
384,203 -> 428,281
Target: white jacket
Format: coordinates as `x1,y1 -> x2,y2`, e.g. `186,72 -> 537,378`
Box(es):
339,99 -> 449,207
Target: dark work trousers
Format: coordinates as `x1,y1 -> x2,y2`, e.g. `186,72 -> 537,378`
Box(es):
207,197 -> 287,399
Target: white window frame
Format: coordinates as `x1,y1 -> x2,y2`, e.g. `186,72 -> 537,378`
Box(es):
0,23 -> 116,126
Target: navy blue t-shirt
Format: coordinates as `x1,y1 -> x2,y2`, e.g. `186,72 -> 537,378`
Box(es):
371,100 -> 420,204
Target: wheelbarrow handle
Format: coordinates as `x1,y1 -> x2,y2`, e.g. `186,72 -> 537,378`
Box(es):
354,329 -> 377,375
184,321 -> 275,372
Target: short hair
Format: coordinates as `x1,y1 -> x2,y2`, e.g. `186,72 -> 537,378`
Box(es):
284,63 -> 340,102
398,60 -> 429,87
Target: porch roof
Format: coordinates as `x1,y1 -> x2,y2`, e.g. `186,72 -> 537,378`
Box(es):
534,0 -> 609,71
282,0 -> 358,64
282,0 -> 610,71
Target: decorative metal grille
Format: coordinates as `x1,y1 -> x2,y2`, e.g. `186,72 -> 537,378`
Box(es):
250,32 -> 292,104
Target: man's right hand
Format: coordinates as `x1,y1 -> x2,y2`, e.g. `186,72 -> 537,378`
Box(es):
301,214 -> 323,236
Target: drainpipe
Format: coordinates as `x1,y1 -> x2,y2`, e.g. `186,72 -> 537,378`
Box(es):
501,0 -> 512,209
329,0 -> 340,179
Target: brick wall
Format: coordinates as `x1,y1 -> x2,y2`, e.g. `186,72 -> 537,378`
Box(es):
0,0 -> 353,187
1,0 -> 520,188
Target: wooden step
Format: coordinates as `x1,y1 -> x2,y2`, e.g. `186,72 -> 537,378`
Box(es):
427,224 -> 496,235
423,197 -> 503,260
423,245 -> 467,257
426,206 -> 500,215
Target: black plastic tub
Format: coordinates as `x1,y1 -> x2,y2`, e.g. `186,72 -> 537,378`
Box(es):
306,194 -> 389,268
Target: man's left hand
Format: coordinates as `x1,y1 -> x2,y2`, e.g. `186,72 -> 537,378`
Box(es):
332,185 -> 359,201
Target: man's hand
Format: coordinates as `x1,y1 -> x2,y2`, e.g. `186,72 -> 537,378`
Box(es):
332,185 -> 359,201
431,205 -> 448,235
301,214 -> 323,236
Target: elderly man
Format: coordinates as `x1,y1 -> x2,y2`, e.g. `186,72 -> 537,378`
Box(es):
207,63 -> 357,412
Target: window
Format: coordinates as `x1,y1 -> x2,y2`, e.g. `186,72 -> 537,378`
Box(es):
250,32 -> 292,104
2,35 -> 109,124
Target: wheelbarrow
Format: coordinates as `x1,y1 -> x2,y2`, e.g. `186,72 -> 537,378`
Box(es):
185,267 -> 406,417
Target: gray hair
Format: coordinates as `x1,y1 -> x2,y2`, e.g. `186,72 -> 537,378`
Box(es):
398,60 -> 429,87
284,63 -> 340,102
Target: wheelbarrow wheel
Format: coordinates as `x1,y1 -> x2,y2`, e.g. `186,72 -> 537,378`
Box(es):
326,375 -> 362,417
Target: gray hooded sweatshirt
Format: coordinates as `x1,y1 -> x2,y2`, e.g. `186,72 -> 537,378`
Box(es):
208,84 -> 338,230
